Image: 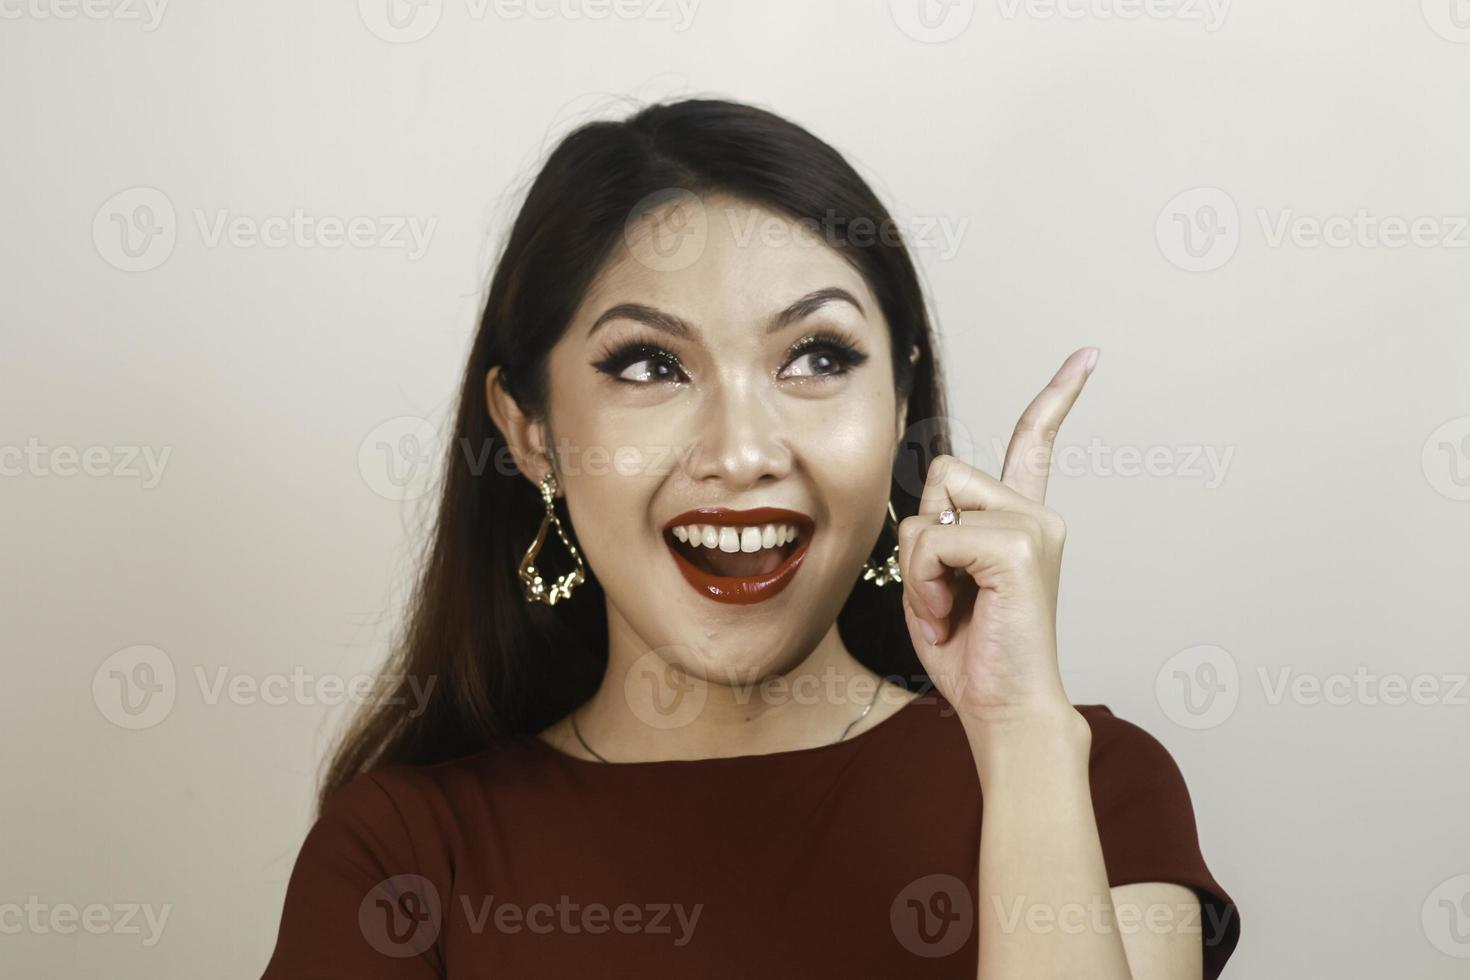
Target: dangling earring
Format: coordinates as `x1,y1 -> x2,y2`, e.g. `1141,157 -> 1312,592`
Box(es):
860,499 -> 903,587
519,470 -> 587,605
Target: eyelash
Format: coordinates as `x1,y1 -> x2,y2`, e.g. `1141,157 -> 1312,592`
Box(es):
592,330 -> 870,386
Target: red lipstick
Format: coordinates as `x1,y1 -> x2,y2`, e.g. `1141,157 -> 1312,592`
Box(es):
662,507 -> 814,605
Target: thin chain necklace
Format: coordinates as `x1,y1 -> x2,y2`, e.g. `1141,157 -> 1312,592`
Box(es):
570,678 -> 888,763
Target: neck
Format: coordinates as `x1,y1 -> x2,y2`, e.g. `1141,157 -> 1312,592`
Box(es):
573,612 -> 885,762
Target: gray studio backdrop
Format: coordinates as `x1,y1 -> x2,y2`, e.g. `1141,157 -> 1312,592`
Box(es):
3,1 -> 1468,977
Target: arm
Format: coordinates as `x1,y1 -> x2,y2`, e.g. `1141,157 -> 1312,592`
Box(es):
895,350 -> 1224,979
967,709 -> 1200,979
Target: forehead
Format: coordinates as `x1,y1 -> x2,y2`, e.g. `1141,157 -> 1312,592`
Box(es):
573,194 -> 879,335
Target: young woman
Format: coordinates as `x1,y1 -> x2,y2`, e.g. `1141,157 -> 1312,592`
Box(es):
262,97 -> 1240,979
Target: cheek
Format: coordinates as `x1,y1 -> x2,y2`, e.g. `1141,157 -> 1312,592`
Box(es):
793,398 -> 897,535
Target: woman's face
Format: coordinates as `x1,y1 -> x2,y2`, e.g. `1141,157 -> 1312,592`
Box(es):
527,193 -> 909,685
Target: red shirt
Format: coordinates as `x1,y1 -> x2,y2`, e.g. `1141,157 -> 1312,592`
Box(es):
262,692 -> 1240,978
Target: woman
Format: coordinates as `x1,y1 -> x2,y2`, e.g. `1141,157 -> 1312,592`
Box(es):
263,97 -> 1240,978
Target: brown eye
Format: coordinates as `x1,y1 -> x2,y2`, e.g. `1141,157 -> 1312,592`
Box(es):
778,332 -> 869,380
592,341 -> 689,385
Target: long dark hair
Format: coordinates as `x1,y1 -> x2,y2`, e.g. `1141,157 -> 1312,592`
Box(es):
319,96 -> 953,812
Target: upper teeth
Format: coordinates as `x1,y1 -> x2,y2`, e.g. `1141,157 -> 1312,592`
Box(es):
671,523 -> 800,553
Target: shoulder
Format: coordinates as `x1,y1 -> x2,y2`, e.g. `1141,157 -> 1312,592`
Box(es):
1070,704 -> 1198,828
1072,705 -> 1242,979
1075,704 -> 1184,779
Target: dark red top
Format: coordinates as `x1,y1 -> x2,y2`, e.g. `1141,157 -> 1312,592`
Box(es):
262,693 -> 1240,978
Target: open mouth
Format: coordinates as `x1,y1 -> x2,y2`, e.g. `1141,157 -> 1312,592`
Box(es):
662,507 -> 814,605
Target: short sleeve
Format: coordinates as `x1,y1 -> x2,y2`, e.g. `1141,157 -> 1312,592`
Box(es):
261,771 -> 448,979
1080,706 -> 1241,980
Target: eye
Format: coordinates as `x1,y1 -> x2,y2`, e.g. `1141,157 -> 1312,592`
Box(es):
779,331 -> 870,380
591,340 -> 689,385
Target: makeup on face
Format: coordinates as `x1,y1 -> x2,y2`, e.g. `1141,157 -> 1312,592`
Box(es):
662,506 -> 815,605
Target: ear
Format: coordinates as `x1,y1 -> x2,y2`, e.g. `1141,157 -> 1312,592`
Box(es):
485,366 -> 551,487
894,344 -> 921,446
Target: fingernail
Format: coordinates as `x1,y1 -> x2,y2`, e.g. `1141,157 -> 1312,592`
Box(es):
918,619 -> 939,645
1083,347 -> 1100,374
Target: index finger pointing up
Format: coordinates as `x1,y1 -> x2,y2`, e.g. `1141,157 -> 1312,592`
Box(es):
1000,347 -> 1099,504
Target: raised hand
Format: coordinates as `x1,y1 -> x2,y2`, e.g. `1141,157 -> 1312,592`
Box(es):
898,347 -> 1098,728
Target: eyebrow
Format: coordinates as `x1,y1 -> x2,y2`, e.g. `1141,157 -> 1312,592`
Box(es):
585,286 -> 866,341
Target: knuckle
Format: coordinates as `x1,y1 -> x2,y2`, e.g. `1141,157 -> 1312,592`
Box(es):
1006,528 -> 1038,562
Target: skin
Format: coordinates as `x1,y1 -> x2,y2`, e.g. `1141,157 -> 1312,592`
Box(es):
487,193 -> 1203,977
900,351 -> 1203,978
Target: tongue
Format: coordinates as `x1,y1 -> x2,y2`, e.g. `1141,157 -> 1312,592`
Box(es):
689,544 -> 784,579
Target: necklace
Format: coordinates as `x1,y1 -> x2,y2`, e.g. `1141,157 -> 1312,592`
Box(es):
570,678 -> 888,763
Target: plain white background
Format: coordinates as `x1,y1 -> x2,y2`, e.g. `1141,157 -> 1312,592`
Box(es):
4,1 -> 1469,976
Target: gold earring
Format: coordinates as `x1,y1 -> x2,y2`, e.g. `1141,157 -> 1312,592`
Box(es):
860,500 -> 903,587
519,470 -> 587,605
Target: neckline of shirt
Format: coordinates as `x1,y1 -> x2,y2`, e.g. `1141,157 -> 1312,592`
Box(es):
524,687 -> 940,769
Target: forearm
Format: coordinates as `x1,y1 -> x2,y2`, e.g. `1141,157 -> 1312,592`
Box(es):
968,707 -> 1134,980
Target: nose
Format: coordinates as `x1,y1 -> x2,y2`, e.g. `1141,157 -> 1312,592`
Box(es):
684,376 -> 793,490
